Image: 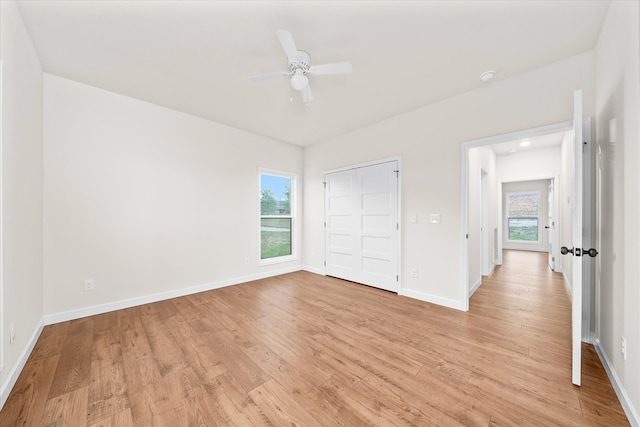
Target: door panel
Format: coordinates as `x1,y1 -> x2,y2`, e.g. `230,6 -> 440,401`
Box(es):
325,161 -> 399,292
325,170 -> 356,282
548,181 -> 555,270
571,89 -> 584,386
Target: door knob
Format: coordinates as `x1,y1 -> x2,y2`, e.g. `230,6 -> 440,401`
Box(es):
560,246 -> 573,255
582,248 -> 598,257
544,226 -> 551,229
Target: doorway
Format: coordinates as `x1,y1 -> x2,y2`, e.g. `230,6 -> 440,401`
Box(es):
461,121 -> 575,310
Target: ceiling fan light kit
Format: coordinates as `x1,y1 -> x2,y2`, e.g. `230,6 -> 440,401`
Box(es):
250,30 -> 352,104
290,69 -> 308,91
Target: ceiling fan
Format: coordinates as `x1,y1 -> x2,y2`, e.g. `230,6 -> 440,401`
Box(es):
250,30 -> 352,104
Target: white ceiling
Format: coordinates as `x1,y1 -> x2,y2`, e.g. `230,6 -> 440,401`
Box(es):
491,131 -> 566,155
15,0 -> 610,146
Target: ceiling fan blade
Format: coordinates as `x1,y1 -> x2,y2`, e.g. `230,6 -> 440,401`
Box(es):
308,61 -> 352,75
249,71 -> 291,82
277,30 -> 298,63
301,84 -> 313,104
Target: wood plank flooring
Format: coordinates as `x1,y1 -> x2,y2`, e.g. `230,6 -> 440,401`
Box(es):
0,250 -> 629,426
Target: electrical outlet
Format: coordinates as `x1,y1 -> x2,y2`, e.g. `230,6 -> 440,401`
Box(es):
9,322 -> 15,344
84,279 -> 95,291
621,336 -> 627,361
411,268 -> 418,278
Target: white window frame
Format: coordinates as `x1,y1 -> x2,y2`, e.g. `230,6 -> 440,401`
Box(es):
506,190 -> 541,244
258,168 -> 297,265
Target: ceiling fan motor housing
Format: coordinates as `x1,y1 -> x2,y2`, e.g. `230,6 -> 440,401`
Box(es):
289,51 -> 311,73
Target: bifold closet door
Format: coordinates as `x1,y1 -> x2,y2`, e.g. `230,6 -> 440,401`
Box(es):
325,161 -> 399,292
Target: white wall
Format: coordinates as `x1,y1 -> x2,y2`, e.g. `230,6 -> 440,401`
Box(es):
496,146 -> 561,253
593,0 -> 640,422
497,145 -> 561,182
0,0 -> 44,407
43,75 -> 303,318
303,51 -> 594,310
468,145 -> 497,291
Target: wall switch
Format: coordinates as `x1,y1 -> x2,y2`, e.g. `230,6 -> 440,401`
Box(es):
9,322 -> 15,344
410,268 -> 418,278
622,336 -> 627,360
429,214 -> 441,224
84,279 -> 95,291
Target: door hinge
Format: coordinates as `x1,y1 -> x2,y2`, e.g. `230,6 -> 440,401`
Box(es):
466,234 -> 469,239
324,260 -> 326,266
394,170 -> 399,177
323,182 -> 327,188
324,221 -> 326,227
396,275 -> 399,282
397,223 -> 399,230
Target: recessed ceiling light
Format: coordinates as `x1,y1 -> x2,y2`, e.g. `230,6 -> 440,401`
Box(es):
509,149 -> 517,153
520,140 -> 531,147
480,70 -> 496,82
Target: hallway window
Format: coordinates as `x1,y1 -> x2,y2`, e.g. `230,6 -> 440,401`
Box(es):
506,191 -> 540,242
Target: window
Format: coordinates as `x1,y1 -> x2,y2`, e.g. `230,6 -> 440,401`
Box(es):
506,191 -> 540,242
260,170 -> 296,263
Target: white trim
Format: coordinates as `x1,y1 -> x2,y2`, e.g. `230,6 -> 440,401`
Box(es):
501,246 -> 548,253
0,319 -> 43,410
401,288 -> 466,311
469,277 -> 482,297
302,265 -> 325,275
324,156 -> 401,175
594,338 -> 640,426
44,266 -> 300,325
0,60 -> 4,374
258,167 -> 299,266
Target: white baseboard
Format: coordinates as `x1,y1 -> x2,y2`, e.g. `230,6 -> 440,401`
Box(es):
0,319 -> 44,410
593,338 -> 640,426
44,266 -> 301,325
401,288 -> 466,311
469,277 -> 482,297
301,265 -> 325,275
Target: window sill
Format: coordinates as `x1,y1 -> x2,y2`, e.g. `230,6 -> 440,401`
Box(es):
259,254 -> 298,266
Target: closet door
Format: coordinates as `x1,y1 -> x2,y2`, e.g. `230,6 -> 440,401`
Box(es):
325,161 -> 399,292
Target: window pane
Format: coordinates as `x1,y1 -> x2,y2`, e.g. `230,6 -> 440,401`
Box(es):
261,218 -> 292,259
261,174 -> 291,216
507,192 -> 539,217
508,218 -> 538,241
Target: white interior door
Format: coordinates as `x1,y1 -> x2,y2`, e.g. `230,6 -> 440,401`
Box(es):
547,180 -> 555,270
325,161 -> 399,292
570,89 -> 584,386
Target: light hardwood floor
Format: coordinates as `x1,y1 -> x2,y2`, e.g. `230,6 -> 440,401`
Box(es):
0,250 -> 629,426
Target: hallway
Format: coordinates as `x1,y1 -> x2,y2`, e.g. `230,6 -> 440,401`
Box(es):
470,250 -> 628,424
